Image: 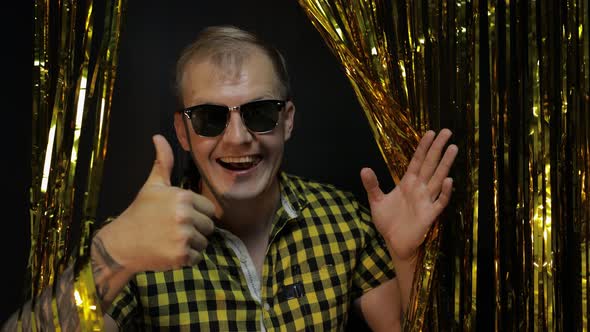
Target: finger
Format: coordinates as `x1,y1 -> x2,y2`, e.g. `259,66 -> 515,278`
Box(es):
432,178 -> 454,216
406,130 -> 436,177
360,167 -> 385,204
418,129 -> 453,182
188,228 -> 209,252
427,144 -> 459,200
190,210 -> 215,236
191,193 -> 216,218
185,249 -> 204,266
146,134 -> 174,186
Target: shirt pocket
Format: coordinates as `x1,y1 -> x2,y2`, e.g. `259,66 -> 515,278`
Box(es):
301,263 -> 347,307
283,256 -> 350,330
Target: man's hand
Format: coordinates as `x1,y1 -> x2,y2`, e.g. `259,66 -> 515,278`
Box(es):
360,129 -> 458,262
358,129 -> 458,322
1,135 -> 217,332
97,134 -> 216,274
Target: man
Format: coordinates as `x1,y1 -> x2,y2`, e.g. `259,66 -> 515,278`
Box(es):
2,25 -> 457,331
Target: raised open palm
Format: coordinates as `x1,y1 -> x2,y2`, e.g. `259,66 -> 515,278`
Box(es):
361,129 -> 458,262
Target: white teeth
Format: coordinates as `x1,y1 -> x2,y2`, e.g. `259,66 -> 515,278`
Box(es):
219,156 -> 259,163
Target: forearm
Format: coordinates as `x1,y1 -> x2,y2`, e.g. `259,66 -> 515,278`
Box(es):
356,279 -> 402,332
90,231 -> 135,311
358,251 -> 416,331
1,228 -> 133,331
385,239 -> 418,316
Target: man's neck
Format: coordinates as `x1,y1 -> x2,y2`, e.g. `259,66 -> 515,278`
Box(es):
203,180 -> 281,240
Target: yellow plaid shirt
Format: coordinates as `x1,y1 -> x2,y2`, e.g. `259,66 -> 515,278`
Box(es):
107,172 -> 394,331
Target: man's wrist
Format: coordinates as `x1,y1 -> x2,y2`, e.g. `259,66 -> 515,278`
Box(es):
90,219 -> 135,311
384,238 -> 419,314
384,238 -> 419,270
92,216 -> 135,274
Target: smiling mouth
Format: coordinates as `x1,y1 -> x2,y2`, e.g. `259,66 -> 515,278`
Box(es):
217,155 -> 262,171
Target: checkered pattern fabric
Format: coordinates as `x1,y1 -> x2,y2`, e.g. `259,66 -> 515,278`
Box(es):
107,172 -> 395,331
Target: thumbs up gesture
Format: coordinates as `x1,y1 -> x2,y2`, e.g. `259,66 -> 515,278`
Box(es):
98,135 -> 216,274
361,129 -> 458,263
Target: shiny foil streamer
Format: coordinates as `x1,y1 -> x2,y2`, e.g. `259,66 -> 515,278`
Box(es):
296,1 -> 423,183
297,1 -> 478,330
299,0 -> 589,331
74,261 -> 104,331
296,1 -> 437,330
488,0 -> 589,330
27,0 -> 126,329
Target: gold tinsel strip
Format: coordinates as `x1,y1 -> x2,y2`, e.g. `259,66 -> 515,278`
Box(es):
297,1 -> 435,330
81,0 -> 125,243
470,1 -> 481,330
575,0 -> 590,328
528,1 -> 541,328
297,0 -> 421,183
74,262 -> 104,331
30,2 -> 49,315
299,0 -> 590,330
527,1 -> 553,328
488,1 -> 501,330
26,0 -> 127,329
63,0 -> 95,263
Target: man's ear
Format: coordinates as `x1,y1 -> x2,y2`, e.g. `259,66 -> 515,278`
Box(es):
174,112 -> 191,151
283,100 -> 296,142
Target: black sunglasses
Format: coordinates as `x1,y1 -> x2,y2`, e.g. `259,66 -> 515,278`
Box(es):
181,99 -> 286,137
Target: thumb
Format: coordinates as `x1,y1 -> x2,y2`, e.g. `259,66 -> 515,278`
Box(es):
360,167 -> 384,204
146,134 -> 174,186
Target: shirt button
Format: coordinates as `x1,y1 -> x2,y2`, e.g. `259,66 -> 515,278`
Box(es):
263,302 -> 271,311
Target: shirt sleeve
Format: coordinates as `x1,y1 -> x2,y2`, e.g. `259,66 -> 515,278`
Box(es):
106,278 -> 143,330
349,199 -> 396,301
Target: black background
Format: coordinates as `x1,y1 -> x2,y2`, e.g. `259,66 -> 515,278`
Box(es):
96,0 -> 393,223
2,1 -> 395,328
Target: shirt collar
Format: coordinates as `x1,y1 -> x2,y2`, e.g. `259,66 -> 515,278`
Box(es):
266,172 -> 311,240
278,171 -> 310,216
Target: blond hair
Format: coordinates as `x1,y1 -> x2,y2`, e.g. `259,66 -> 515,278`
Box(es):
175,25 -> 291,103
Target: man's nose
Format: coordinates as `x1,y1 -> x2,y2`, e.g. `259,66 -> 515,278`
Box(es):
221,109 -> 253,144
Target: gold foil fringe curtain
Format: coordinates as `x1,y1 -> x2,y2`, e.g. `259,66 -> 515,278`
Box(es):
30,0 -> 126,329
296,1 -> 441,330
298,0 -> 589,331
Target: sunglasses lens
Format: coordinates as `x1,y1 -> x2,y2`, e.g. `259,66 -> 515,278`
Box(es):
242,100 -> 283,132
189,106 -> 227,137
185,100 -> 284,137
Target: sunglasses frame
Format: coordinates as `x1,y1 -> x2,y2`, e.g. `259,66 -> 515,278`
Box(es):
181,99 -> 287,137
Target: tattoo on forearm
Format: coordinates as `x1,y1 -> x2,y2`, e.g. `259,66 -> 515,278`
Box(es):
92,236 -> 123,271
91,236 -> 123,302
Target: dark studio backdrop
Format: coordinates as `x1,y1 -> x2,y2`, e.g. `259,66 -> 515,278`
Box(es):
14,0 -> 587,329
2,1 -> 396,328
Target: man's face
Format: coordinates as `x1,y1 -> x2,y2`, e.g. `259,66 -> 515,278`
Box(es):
174,50 -> 295,205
